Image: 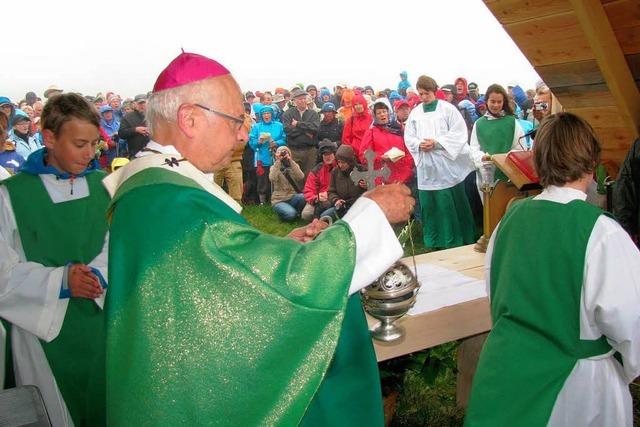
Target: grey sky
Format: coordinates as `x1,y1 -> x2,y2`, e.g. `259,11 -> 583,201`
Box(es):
1,0 -> 540,102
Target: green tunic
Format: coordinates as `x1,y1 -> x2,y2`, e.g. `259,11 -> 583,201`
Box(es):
2,170 -> 109,427
106,166 -> 383,426
465,198 -> 612,427
418,182 -> 476,249
475,115 -> 516,182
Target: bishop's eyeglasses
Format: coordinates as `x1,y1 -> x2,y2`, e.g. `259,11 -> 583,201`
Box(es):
195,104 -> 246,131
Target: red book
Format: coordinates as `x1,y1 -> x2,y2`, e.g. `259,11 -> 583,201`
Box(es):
507,151 -> 539,183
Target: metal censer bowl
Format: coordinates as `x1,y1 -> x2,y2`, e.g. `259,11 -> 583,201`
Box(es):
361,262 -> 420,342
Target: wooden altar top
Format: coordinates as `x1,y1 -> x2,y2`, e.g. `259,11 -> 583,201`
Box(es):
367,245 -> 492,362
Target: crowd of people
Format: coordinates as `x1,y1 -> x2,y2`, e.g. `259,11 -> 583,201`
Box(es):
2,73 -> 559,250
0,55 -> 639,427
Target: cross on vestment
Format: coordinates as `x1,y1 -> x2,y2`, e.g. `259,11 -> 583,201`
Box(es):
350,149 -> 391,190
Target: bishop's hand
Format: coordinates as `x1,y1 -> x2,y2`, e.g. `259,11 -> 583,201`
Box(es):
287,219 -> 329,243
69,264 -> 103,299
364,183 -> 415,224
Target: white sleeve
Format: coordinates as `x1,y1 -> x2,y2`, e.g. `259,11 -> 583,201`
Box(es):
89,232 -> 109,309
0,187 -> 68,342
469,122 -> 485,168
581,215 -> 640,383
342,197 -> 403,295
403,112 -> 422,156
437,105 -> 470,161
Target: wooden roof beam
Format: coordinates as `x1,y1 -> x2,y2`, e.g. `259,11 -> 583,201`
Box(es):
569,0 -> 640,139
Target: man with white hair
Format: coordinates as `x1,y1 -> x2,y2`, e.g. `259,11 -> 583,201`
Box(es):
103,51 -> 415,426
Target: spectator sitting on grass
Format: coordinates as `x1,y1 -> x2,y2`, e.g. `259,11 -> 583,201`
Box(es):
269,146 -> 305,222
301,139 -> 338,222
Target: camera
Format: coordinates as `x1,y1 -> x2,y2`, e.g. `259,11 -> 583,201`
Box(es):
281,158 -> 291,168
534,102 -> 548,111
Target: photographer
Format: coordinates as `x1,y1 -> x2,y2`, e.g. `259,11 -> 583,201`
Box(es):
269,146 -> 305,221
328,144 -> 367,218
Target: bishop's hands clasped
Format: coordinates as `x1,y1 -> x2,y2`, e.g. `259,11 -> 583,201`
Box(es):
364,183 -> 415,224
69,263 -> 103,299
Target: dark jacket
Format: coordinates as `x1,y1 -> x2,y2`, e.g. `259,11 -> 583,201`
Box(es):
119,110 -> 150,157
614,137 -> 640,243
328,166 -> 365,207
317,119 -> 343,146
281,108 -> 320,149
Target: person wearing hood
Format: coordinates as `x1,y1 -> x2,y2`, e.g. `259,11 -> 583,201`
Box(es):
360,100 -> 414,185
454,77 -> 474,104
398,71 -> 411,97
306,85 -> 322,109
404,75 -> 476,250
9,110 -> 42,161
0,112 -> 24,175
508,83 -> 529,114
337,89 -> 355,123
469,84 -> 525,198
0,97 -> 16,129
328,144 -> 367,218
388,91 -> 403,106
320,88 -> 332,106
249,105 -> 286,204
99,105 -> 120,140
0,93 -> 109,426
302,139 -> 338,222
341,93 -> 372,160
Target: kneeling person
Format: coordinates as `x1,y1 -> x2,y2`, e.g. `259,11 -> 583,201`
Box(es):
270,146 -> 305,221
0,93 -> 109,426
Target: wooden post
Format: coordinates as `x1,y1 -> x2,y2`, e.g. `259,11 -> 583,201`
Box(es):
456,332 -> 489,407
569,0 -> 640,139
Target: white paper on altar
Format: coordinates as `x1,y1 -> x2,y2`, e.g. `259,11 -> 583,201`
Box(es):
406,263 -> 487,316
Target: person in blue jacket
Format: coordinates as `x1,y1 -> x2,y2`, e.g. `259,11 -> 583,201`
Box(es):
248,105 -> 286,204
397,71 -> 411,97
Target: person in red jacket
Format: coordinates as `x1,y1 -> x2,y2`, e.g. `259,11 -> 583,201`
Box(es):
301,139 -> 337,222
341,93 -> 372,160
360,100 -> 414,185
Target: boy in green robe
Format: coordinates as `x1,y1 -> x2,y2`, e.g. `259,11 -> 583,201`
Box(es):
0,93 -> 110,426
465,113 -> 640,426
103,51 -> 416,426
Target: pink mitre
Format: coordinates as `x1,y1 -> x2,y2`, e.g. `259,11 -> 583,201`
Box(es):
153,51 -> 230,93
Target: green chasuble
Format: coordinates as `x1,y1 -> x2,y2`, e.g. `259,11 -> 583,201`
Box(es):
106,165 -> 383,426
475,115 -> 516,182
465,198 -> 611,427
2,170 -> 109,427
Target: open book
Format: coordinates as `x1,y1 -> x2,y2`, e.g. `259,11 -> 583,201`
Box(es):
383,147 -> 406,163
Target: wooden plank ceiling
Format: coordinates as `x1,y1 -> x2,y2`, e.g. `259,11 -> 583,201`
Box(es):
484,0 -> 640,165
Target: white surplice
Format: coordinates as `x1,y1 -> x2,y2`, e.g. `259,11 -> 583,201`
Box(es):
0,175 -> 109,427
404,101 -> 474,191
486,185 -> 640,427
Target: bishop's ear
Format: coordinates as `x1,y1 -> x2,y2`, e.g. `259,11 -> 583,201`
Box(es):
177,104 -> 198,138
